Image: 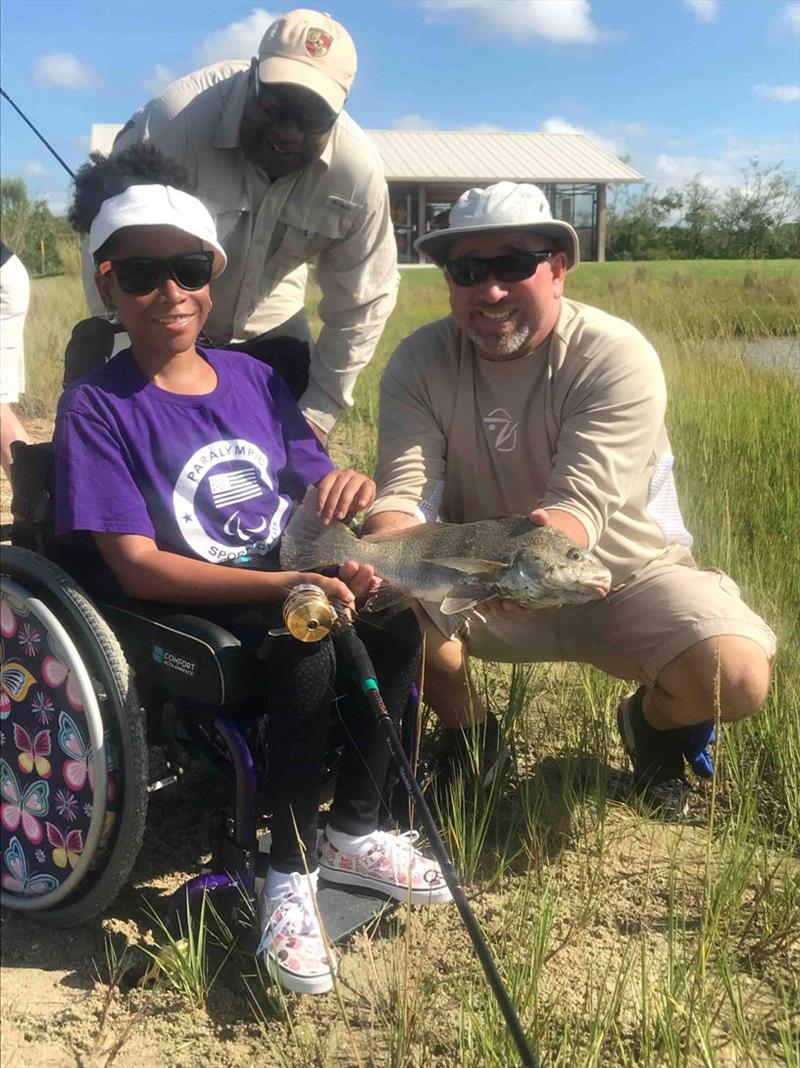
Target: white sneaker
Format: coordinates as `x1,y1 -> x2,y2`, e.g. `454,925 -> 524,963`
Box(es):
319,829 -> 452,906
256,872 -> 337,995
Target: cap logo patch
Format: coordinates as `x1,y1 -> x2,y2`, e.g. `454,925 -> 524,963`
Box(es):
305,28 -> 333,58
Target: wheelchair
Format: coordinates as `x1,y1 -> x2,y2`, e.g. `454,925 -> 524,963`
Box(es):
0,321 -> 421,939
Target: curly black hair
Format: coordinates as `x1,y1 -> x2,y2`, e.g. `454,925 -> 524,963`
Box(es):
68,142 -> 193,235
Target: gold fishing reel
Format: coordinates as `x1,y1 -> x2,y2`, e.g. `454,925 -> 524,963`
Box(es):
275,583 -> 339,642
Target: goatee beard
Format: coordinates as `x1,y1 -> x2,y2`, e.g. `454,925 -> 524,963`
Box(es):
468,322 -> 532,359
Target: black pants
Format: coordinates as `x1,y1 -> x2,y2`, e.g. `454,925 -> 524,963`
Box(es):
209,605 -> 420,874
226,310 -> 312,402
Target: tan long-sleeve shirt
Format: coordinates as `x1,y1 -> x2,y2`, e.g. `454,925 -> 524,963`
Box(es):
370,298 -> 693,586
106,61 -> 399,434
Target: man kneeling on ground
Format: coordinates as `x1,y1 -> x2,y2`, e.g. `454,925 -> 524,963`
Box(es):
364,181 -> 775,818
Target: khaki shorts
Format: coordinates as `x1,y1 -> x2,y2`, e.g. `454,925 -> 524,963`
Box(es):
420,546 -> 777,687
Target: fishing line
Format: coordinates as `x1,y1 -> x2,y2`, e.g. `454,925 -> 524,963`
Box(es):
0,86 -> 76,180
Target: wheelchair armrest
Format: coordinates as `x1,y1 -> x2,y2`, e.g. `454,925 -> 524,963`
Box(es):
10,441 -> 56,554
103,602 -> 252,707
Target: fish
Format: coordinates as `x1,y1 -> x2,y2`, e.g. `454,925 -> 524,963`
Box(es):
280,493 -> 612,615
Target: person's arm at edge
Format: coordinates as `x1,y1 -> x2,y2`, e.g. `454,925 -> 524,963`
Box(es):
300,182 -> 399,436
93,532 -> 371,609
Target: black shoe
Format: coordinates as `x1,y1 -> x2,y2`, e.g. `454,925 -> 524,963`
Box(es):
617,688 -> 691,819
431,714 -> 509,798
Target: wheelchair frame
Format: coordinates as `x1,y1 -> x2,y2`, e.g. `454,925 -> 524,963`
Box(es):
1,438 -> 417,937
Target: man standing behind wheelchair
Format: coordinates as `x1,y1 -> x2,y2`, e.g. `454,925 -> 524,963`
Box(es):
56,145 -> 450,997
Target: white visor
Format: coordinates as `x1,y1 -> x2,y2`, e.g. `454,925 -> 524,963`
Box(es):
88,184 -> 227,278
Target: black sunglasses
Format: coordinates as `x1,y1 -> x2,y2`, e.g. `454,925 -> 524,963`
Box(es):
446,250 -> 554,288
252,67 -> 337,135
106,251 -> 214,295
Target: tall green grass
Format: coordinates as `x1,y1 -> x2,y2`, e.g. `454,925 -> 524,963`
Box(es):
19,260 -> 800,1066
18,274 -> 88,419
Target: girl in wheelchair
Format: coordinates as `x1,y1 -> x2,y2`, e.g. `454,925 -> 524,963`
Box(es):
55,145 -> 450,995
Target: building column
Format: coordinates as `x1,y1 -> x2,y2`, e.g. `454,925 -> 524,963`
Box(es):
417,183 -> 427,263
596,183 -> 607,263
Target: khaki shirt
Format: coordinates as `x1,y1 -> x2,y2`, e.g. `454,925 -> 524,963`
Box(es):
107,61 -> 399,433
370,299 -> 693,586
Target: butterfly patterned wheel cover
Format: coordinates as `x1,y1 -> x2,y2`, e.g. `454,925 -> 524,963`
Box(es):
1,577 -> 109,909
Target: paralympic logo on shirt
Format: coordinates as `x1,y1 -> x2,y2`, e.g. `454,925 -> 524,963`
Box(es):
172,439 -> 290,563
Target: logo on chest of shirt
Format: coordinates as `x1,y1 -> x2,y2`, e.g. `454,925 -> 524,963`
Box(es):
172,439 -> 289,564
482,408 -> 519,452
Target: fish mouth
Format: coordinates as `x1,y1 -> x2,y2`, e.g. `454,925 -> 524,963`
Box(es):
550,573 -> 612,604
574,571 -> 612,598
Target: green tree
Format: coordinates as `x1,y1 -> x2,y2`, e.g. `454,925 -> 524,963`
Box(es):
0,176 -> 73,275
717,160 -> 800,259
606,185 -> 683,260
606,160 -> 799,261
675,178 -> 718,259
0,177 -> 30,253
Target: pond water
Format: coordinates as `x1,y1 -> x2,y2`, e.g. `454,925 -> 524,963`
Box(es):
742,336 -> 799,378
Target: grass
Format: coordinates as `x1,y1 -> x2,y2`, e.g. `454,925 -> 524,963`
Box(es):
12,259 -> 800,1065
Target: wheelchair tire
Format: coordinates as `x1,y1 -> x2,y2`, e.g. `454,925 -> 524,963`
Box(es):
1,547 -> 148,926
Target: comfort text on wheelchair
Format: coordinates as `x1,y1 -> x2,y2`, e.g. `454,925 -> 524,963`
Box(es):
152,644 -> 199,678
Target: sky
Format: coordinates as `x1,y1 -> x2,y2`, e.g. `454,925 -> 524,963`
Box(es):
1,0 -> 798,214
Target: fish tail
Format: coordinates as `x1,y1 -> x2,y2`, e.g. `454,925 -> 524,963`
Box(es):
279,488 -> 363,571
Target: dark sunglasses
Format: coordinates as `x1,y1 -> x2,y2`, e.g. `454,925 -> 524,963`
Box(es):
252,66 -> 337,135
446,250 -> 554,288
102,251 -> 214,295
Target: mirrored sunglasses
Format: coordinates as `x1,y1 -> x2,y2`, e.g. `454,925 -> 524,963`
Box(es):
101,251 -> 214,295
446,250 -> 554,288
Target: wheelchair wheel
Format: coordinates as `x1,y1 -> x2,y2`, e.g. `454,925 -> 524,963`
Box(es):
1,547 -> 148,925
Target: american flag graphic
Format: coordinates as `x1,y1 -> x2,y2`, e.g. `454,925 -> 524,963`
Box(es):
209,468 -> 263,509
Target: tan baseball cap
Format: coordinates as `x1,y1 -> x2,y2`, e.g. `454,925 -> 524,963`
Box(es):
257,9 -> 357,114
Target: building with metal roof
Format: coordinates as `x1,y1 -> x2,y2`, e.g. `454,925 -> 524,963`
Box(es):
90,123 -> 642,263
371,130 -> 642,264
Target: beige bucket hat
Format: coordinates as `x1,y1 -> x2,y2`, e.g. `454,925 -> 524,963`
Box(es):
416,181 -> 580,270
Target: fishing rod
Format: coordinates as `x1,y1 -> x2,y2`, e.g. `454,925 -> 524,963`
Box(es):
0,86 -> 76,179
282,585 -> 540,1068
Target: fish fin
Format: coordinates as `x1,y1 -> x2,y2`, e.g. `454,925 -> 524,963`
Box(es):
362,586 -> 412,617
440,589 -> 493,615
360,522 -> 440,544
279,487 -> 360,571
424,556 -> 507,576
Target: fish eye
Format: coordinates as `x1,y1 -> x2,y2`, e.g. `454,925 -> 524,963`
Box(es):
566,548 -> 583,561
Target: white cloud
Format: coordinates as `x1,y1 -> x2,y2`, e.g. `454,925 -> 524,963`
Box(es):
461,122 -> 510,133
393,113 -> 438,130
720,135 -> 798,166
32,53 -> 99,90
621,121 -> 646,137
44,194 -> 68,215
391,117 -> 510,132
653,152 -> 750,190
195,8 -> 280,65
681,0 -> 720,23
778,2 -> 800,38
143,64 -> 178,95
23,161 -> 46,177
541,115 -> 622,155
754,83 -> 800,102
641,130 -> 798,193
420,0 -> 604,44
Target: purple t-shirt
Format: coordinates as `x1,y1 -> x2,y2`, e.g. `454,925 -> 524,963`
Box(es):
55,347 -> 332,568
